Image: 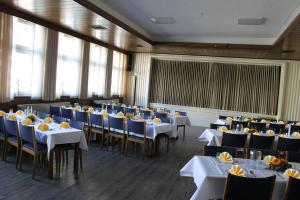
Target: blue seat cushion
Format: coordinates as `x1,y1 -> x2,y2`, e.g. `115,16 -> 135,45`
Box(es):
23,143 -> 47,151
7,136 -> 17,143
0,132 -> 4,140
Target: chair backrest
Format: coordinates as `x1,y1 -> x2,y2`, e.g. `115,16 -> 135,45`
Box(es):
61,108 -> 74,120
286,151 -> 300,163
19,122 -> 35,144
204,145 -> 236,157
290,125 -> 300,133
90,113 -> 103,127
210,123 -> 230,130
223,173 -> 276,200
269,123 -> 286,134
284,177 -> 300,200
249,135 -> 275,149
175,111 -> 187,116
124,108 -> 135,114
0,116 -> 5,133
249,122 -> 266,132
288,121 -> 298,125
141,110 -> 151,119
219,115 -> 233,120
108,116 -> 124,131
37,112 -> 50,120
159,117 -> 171,123
232,121 -> 249,129
50,105 -> 61,116
246,148 -> 279,159
4,118 -> 18,137
53,115 -> 66,124
221,132 -> 247,148
127,120 -> 146,138
155,112 -> 168,119
106,104 -> 112,110
277,137 -> 300,152
75,111 -> 88,123
69,120 -> 84,130
113,106 -> 123,113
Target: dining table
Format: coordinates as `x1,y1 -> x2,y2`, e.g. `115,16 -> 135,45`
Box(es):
180,155 -> 300,200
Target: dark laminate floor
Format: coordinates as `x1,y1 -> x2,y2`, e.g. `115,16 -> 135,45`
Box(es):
0,126 -> 206,200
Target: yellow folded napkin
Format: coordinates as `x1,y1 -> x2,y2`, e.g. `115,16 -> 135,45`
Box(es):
218,126 -> 228,132
38,123 -> 49,131
0,111 -> 5,117
263,155 -> 276,165
296,122 -> 300,126
266,130 -> 275,136
244,117 -> 251,122
253,132 -> 260,136
279,134 -> 287,138
60,122 -> 70,129
292,132 -> 300,138
126,113 -> 133,119
277,120 -> 284,124
74,106 -> 81,111
117,112 -> 124,117
229,165 -> 245,177
102,112 -> 108,118
44,117 -> 53,124
243,128 -> 250,133
260,119 -> 267,123
175,112 -> 180,117
144,108 -> 150,111
16,110 -> 24,116
26,114 -> 37,121
153,118 -> 161,123
8,115 -> 17,121
226,117 -> 233,121
133,115 -> 142,120
22,118 -> 33,125
283,169 -> 300,179
87,107 -> 94,113
219,152 -> 233,163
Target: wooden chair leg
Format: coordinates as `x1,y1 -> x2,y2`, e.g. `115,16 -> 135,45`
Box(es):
19,149 -> 23,171
124,139 -> 128,155
1,142 -> 6,161
16,146 -> 20,169
183,126 -> 186,141
32,155 -> 37,179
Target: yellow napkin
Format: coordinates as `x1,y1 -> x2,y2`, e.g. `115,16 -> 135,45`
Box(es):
296,122 -> 300,126
0,111 -> 5,117
219,152 -> 233,163
16,110 -> 24,116
38,123 -> 49,131
278,120 -> 285,124
26,114 -> 37,121
87,107 -> 94,113
153,118 -> 161,123
253,132 -> 260,136
175,112 -> 180,117
229,165 -> 245,177
283,169 -> 300,179
44,117 -> 53,124
263,155 -> 276,165
261,119 -> 267,123
126,113 -> 133,119
117,112 -> 124,117
266,130 -> 275,136
8,115 -> 17,121
226,117 -> 233,121
74,106 -> 81,111
218,126 -> 228,132
102,112 -> 108,118
133,115 -> 142,120
279,134 -> 287,138
244,128 -> 250,133
22,118 -> 33,125
292,132 -> 300,138
60,122 -> 70,129
244,117 -> 251,122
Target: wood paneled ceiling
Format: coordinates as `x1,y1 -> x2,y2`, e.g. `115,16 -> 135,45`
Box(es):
1,0 -> 300,60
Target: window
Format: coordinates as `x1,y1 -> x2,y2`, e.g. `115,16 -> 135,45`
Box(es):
56,33 -> 83,98
10,17 -> 46,99
88,43 -> 107,97
111,51 -> 127,96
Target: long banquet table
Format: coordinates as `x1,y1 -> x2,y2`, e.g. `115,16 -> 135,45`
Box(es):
180,156 -> 299,200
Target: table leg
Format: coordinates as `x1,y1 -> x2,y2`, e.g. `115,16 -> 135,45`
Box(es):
73,143 -> 79,175
48,149 -> 54,179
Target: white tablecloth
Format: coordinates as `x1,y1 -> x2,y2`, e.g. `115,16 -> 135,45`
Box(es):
180,156 -> 299,200
171,116 -> 191,138
214,119 -> 228,125
35,123 -> 88,157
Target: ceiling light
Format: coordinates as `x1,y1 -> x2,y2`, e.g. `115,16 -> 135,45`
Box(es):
238,18 -> 266,25
150,17 -> 176,24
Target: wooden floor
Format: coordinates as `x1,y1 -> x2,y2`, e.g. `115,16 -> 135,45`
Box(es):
0,126 -> 206,200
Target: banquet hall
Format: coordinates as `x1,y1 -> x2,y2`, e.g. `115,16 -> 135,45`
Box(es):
1,0 -> 300,200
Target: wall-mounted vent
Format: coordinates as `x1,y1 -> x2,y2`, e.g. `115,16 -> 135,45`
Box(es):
238,18 -> 266,25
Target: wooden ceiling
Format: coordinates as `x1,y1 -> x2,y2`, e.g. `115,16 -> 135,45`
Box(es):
1,0 -> 300,60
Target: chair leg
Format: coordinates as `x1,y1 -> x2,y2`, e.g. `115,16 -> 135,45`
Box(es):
32,155 -> 37,179
66,149 -> 69,165
166,137 -> 169,153
19,149 -> 23,171
16,146 -> 20,169
183,126 -> 186,141
79,150 -> 82,171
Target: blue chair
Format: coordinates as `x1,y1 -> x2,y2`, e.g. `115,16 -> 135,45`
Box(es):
90,113 -> 106,145
18,123 -> 47,179
53,115 -> 66,124
159,117 -> 171,123
0,116 -> 6,160
141,110 -> 152,119
124,108 -> 135,115
37,112 -> 50,120
3,118 -> 21,168
61,108 -> 74,121
106,104 -> 112,110
175,111 -> 188,140
50,105 -> 60,117
204,145 -> 237,157
70,120 -> 84,130
108,116 -> 126,152
155,112 -> 168,119
75,111 -> 90,143
126,120 -> 150,156
113,106 -> 123,113
175,111 -> 187,116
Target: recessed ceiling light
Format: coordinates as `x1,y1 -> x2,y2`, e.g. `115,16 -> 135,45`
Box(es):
150,17 -> 176,24
91,25 -> 107,30
238,18 -> 266,25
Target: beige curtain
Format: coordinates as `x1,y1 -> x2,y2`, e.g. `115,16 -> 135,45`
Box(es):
79,41 -> 90,99
149,59 -> 281,115
42,29 -> 58,101
119,52 -> 127,96
104,49 -> 113,98
0,13 -> 12,103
